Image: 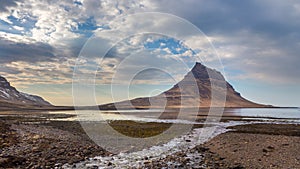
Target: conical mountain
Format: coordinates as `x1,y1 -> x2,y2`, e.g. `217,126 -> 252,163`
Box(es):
100,62 -> 268,109
160,62 -> 265,108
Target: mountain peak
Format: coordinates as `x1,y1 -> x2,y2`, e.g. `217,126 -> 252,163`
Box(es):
191,62 -> 205,71
0,75 -> 52,107
100,62 -> 267,109
0,76 -> 11,88
179,62 -> 264,107
187,62 -> 224,81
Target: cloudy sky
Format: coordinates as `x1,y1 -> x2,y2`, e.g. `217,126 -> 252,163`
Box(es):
0,0 -> 299,107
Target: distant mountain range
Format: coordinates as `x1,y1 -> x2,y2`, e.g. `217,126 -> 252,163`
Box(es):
100,62 -> 269,109
0,62 -> 270,110
0,76 -> 53,110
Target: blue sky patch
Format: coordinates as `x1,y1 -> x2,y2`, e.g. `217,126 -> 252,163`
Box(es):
144,38 -> 192,55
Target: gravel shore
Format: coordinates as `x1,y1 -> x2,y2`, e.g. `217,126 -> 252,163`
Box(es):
0,120 -> 110,168
204,124 -> 300,169
1,114 -> 299,168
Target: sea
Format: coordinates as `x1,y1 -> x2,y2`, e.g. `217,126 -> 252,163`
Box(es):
47,107 -> 300,123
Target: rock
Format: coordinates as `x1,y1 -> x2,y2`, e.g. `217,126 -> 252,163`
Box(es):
192,165 -> 202,169
32,134 -> 41,139
144,160 -> 151,165
32,146 -> 40,152
107,162 -> 113,166
0,157 -> 9,165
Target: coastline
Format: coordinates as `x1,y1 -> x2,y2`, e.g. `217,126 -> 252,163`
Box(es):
2,104 -> 296,112
0,111 -> 299,168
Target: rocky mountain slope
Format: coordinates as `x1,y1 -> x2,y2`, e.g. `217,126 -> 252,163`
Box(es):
100,62 -> 268,109
0,76 -> 53,109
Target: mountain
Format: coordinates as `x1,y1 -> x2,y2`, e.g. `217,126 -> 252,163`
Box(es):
0,75 -> 53,110
100,62 -> 269,109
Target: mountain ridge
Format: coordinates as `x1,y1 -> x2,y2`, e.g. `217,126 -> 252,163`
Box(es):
100,62 -> 270,109
0,75 -> 53,110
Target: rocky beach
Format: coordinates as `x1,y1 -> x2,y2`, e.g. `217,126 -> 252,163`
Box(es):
0,118 -> 110,168
0,111 -> 299,169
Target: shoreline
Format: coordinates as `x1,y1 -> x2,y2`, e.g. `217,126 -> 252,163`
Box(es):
0,112 -> 299,168
1,105 -> 297,112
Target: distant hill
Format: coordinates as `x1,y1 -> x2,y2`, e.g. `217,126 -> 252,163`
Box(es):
0,75 -> 53,110
100,62 -> 269,109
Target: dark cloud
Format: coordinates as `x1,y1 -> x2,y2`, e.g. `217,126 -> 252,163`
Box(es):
0,0 -> 23,13
0,38 -> 55,63
150,0 -> 300,84
0,66 -> 22,74
152,0 -> 300,36
1,0 -> 300,85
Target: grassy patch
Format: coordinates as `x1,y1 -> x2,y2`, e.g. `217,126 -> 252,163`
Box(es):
108,120 -> 173,138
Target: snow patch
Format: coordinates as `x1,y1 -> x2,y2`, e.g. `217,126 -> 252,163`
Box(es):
0,89 -> 10,99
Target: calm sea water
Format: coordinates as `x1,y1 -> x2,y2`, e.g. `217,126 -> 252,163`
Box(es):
225,108 -> 300,119
47,108 -> 300,123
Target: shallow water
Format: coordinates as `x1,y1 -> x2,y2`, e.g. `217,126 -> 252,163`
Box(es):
45,108 -> 300,123
1,108 -> 299,124
225,108 -> 300,119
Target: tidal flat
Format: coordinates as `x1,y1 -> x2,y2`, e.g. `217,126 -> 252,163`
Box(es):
0,111 -> 299,168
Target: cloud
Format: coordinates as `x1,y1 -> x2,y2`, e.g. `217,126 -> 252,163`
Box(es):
142,0 -> 300,84
0,37 -> 55,63
1,0 -> 300,88
148,0 -> 300,35
0,58 -> 75,87
209,30 -> 300,84
73,35 -> 192,86
0,0 -> 149,44
0,0 -> 153,85
0,0 -> 22,12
